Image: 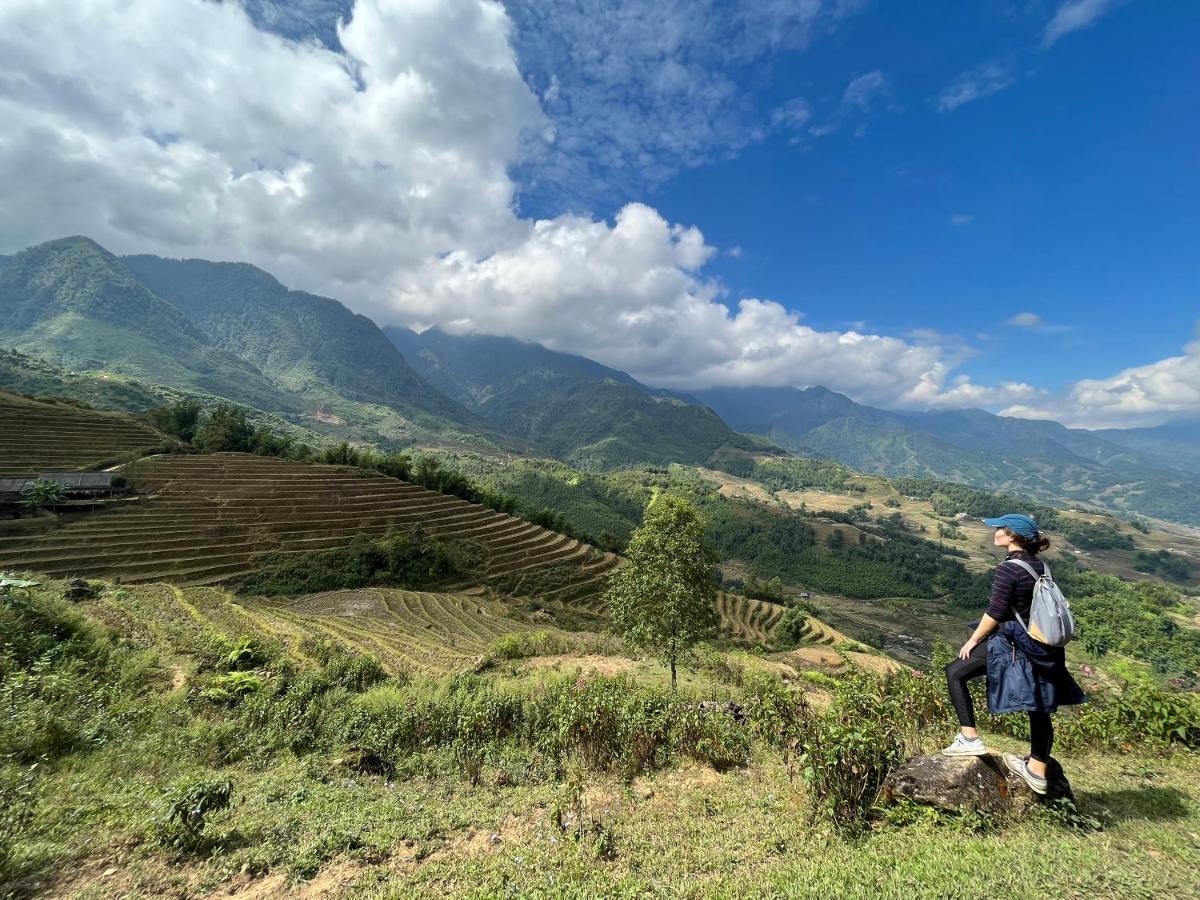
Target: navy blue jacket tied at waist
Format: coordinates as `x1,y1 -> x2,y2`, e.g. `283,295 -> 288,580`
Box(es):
986,620 -> 1086,715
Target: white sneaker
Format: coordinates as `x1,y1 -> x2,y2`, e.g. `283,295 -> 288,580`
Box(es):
1003,752 -> 1049,795
941,732 -> 988,757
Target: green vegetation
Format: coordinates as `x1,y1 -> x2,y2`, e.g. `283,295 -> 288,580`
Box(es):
1135,549 -> 1193,582
726,573 -> 787,603
1059,519 -> 1136,551
1056,562 -> 1200,685
18,479 -> 65,511
606,496 -> 720,688
892,478 -> 1062,526
387,327 -> 762,468
774,605 -> 809,649
237,528 -> 484,596
145,398 -> 202,442
3,577 -> 1200,895
712,452 -> 864,493
0,237 -> 295,411
121,252 -> 505,444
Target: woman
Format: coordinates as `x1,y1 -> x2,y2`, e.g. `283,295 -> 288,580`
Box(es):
941,513 -> 1085,794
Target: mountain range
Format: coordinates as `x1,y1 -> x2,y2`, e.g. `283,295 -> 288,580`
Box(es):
2,235 -> 1198,525
384,326 -> 763,467
693,386 -> 1200,526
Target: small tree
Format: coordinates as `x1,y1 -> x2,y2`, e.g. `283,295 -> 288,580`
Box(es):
20,479 -> 66,511
605,495 -> 718,689
145,399 -> 203,442
194,404 -> 254,452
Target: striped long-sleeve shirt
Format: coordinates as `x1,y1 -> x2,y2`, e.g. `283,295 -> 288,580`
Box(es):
985,550 -> 1045,623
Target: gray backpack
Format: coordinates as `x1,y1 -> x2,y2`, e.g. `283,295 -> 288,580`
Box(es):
1004,559 -> 1075,647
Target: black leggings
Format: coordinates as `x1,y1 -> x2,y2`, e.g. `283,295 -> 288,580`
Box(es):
944,641 -> 1054,763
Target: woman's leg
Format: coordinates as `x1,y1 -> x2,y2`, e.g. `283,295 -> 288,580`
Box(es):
1028,712 -> 1053,776
944,642 -> 988,737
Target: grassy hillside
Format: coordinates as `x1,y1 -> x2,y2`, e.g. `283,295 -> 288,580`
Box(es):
123,256 -> 498,445
0,349 -> 334,451
3,576 -> 1198,897
0,238 -> 293,412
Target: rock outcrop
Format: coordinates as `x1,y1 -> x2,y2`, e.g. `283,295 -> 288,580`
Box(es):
881,752 -> 1073,815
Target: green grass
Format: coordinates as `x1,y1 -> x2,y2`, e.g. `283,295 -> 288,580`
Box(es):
9,739 -> 1199,897
5,576 -> 1200,898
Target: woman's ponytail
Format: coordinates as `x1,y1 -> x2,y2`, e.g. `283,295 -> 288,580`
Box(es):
1007,528 -> 1051,554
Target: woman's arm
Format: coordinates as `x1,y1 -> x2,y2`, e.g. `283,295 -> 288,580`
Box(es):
958,613 -> 1000,660
959,561 -> 1019,658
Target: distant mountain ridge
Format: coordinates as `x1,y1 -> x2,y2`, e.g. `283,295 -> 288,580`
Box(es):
693,385 -> 1200,526
385,327 -> 766,468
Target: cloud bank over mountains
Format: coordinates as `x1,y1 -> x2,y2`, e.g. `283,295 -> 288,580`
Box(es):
0,0 -> 1189,429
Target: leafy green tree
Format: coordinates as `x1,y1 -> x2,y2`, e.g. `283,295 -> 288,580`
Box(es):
145,399 -> 203,442
605,495 -> 718,689
194,403 -> 254,452
20,479 -> 66,511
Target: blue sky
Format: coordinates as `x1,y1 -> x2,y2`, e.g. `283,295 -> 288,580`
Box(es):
645,1 -> 1200,394
3,0 -> 1197,427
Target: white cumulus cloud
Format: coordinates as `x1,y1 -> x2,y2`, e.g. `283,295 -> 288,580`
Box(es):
392,203 -> 1040,410
0,0 -> 541,297
1002,335 -> 1200,429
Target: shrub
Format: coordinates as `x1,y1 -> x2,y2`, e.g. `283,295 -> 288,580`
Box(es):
486,630 -> 583,662
673,704 -> 752,771
797,671 -> 907,834
157,779 -> 233,851
238,528 -> 484,596
198,671 -> 266,706
145,399 -> 203,442
774,606 -> 808,650
19,479 -> 66,511
741,671 -> 811,749
1057,677 -> 1200,750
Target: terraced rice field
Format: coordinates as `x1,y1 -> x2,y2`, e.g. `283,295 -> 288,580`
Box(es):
250,588 -> 556,673
76,581 -> 546,675
75,579 -> 846,682
794,615 -> 849,646
0,390 -> 165,476
0,453 -> 620,600
714,591 -> 785,645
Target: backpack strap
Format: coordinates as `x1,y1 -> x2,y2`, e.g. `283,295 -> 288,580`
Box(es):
1003,558 -> 1041,579
1000,558 -> 1043,635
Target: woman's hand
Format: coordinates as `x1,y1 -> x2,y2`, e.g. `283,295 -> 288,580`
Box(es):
958,638 -> 978,660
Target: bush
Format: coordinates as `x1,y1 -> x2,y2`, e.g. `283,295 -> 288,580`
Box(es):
1058,677 -> 1200,750
19,479 -> 66,511
237,527 -> 484,596
796,670 -> 923,834
198,671 -> 266,706
157,779 -> 233,851
740,671 -> 810,749
145,399 -> 203,442
774,606 -> 808,650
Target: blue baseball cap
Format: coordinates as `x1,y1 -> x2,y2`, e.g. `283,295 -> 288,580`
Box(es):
981,513 -> 1039,539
